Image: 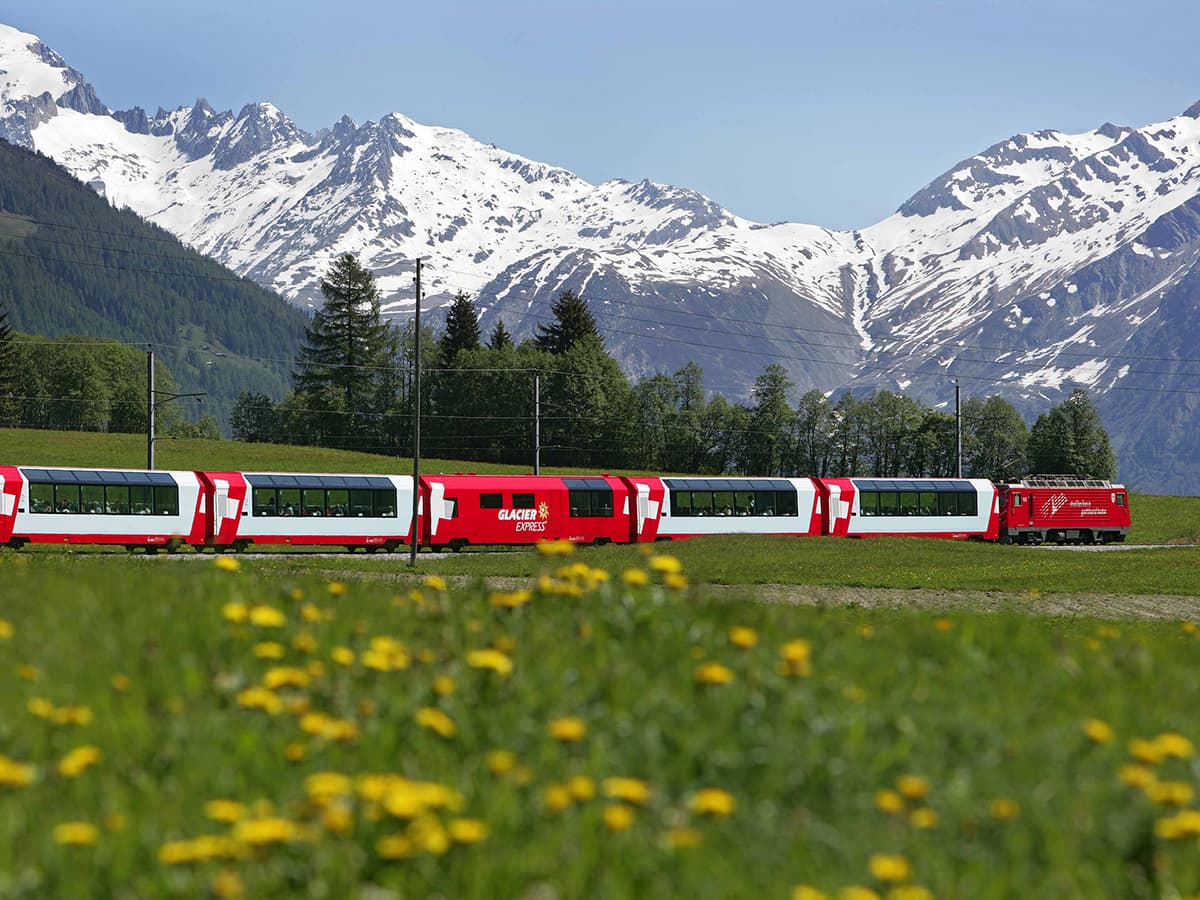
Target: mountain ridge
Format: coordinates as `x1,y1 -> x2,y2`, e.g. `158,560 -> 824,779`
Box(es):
2,22 -> 1199,492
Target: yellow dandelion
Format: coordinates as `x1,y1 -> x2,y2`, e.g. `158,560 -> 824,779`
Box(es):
433,675 -> 456,696
603,803 -> 636,831
231,816 -> 302,845
467,648 -> 514,676
536,539 -> 575,556
376,834 -> 415,859
663,571 -> 689,590
57,745 -> 102,778
449,818 -> 489,844
423,574 -> 447,592
262,666 -> 310,690
567,775 -> 596,800
248,605 -> 286,628
221,602 -> 248,623
55,705 -> 92,726
0,755 -> 36,787
603,777 -> 651,805
874,789 -> 904,814
490,589 -> 533,609
779,639 -> 813,676
285,742 -> 307,762
1118,763 -> 1155,789
321,806 -> 354,835
236,686 -> 283,715
887,887 -> 935,900
933,617 -> 953,632
487,749 -> 517,775
1130,738 -> 1166,764
53,821 -> 98,846
204,799 -> 248,823
305,771 -> 353,802
868,854 -> 912,883
857,624 -> 875,638
694,661 -> 735,685
211,869 -> 245,900
326,580 -> 347,597
1154,733 -> 1195,759
909,807 -> 938,829
15,664 -> 39,681
0,619 -> 12,639
1083,718 -> 1115,744
648,554 -> 682,574
838,887 -> 881,900
331,646 -> 356,667
104,814 -> 126,833
690,788 -> 735,817
792,888 -> 829,900
728,626 -> 758,648
544,784 -> 573,813
896,774 -> 929,800
989,797 -> 1020,821
621,568 -> 650,587
110,673 -> 131,692
416,707 -> 457,738
213,556 -> 240,572
1147,781 -> 1194,806
549,717 -> 587,742
253,641 -> 286,660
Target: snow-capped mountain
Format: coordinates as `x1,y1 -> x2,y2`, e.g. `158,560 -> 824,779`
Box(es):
2,22 -> 1198,492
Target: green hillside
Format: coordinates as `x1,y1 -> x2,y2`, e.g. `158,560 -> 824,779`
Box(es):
0,140 -> 308,429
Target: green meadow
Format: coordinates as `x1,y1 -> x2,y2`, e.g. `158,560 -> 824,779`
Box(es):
2,429 -> 1200,897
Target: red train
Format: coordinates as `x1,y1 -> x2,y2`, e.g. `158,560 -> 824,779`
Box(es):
0,466 -> 1130,553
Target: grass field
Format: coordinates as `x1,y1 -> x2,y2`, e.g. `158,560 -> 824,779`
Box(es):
4,549 -> 1200,898
4,429 -> 1200,896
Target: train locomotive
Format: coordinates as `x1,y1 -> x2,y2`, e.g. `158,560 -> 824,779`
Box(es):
0,465 -> 1130,553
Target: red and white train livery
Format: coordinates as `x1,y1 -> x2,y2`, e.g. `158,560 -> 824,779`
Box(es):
0,464 -> 1130,552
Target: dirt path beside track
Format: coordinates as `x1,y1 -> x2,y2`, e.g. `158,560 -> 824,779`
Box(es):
702,584 -> 1200,621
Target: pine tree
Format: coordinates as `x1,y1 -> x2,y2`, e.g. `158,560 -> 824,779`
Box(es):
293,253 -> 396,445
488,319 -> 513,351
0,303 -> 15,425
534,290 -> 599,355
1029,388 -> 1116,478
439,291 -> 482,364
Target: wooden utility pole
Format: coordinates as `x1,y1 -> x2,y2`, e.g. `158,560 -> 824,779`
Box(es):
408,259 -> 422,567
147,347 -> 155,469
534,374 -> 540,475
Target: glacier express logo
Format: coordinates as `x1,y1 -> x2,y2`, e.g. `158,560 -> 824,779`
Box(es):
498,502 -> 551,532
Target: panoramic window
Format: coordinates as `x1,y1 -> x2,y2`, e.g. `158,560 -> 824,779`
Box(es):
480,493 -> 502,510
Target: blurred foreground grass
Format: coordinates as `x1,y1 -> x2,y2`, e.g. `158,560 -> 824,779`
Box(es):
3,549 -> 1200,898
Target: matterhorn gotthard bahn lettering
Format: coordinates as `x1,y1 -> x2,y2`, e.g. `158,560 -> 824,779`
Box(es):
3,21 -> 1200,491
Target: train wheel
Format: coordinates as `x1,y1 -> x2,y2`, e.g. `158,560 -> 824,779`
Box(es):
166,538 -> 183,554
449,539 -> 467,553
144,547 -> 159,556
365,546 -> 379,555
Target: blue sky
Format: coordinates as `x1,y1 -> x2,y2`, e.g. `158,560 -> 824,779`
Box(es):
8,0 -> 1199,229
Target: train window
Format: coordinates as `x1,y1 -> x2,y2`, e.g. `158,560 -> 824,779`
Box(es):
130,486 -> 154,515
939,492 -> 959,516
899,491 -> 918,516
445,498 -> 459,519
154,486 -> 179,517
734,491 -> 755,516
569,489 -> 613,517
29,483 -> 53,513
859,491 -> 878,517
348,489 -> 371,517
692,491 -> 714,517
278,488 -> 301,517
513,493 -> 535,509
773,490 -> 798,517
105,485 -> 130,515
253,488 -> 278,516
1116,493 -> 1126,507
302,489 -> 325,516
81,485 -> 104,515
1013,493 -> 1023,507
480,493 -> 502,509
373,490 -> 397,517
672,491 -> 693,517
919,491 -> 937,516
55,484 -> 81,514
878,492 -> 899,516
326,489 -> 349,516
958,492 -> 977,517
713,491 -> 734,516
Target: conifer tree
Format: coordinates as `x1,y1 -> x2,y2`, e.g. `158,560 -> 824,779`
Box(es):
534,289 -> 599,355
294,253 -> 396,444
488,319 -> 513,351
0,303 -> 15,425
439,291 -> 482,363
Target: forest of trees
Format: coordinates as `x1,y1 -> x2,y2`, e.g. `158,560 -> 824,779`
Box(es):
224,255 -> 1119,483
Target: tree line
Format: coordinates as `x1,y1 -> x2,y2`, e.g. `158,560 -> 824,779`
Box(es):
229,253 -> 1118,482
